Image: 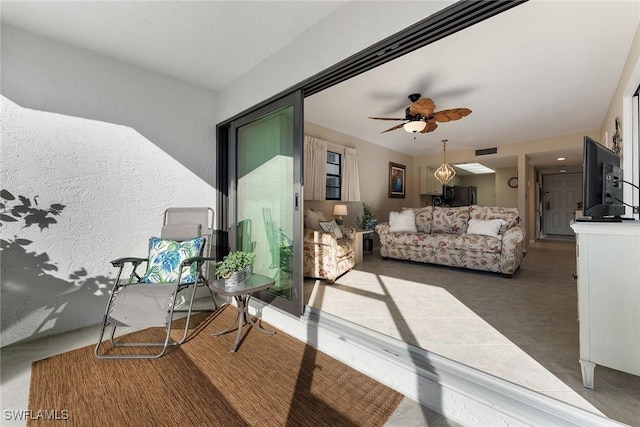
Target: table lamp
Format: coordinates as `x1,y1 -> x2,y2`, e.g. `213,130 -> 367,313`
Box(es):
333,204 -> 348,225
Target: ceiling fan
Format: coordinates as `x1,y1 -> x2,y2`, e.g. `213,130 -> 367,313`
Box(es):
369,93 -> 472,134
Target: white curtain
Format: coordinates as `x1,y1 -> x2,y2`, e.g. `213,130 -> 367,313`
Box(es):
341,147 -> 361,202
304,136 -> 326,200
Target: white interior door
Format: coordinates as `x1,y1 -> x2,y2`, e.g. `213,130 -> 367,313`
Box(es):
543,173 -> 582,235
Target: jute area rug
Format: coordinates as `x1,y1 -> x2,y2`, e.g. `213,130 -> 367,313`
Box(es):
29,306 -> 403,426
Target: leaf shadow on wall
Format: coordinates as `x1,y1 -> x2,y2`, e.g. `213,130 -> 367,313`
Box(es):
0,189 -> 112,355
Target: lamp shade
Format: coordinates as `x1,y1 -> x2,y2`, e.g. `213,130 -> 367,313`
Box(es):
333,204 -> 348,216
403,120 -> 426,133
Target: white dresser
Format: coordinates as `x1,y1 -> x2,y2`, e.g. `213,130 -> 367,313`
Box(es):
570,221 -> 640,388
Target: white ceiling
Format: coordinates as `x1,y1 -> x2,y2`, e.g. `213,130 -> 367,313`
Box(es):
2,1 -> 639,172
305,1 -> 640,170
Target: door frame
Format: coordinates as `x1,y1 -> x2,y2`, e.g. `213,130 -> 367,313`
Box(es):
541,173 -> 582,236
215,1 -> 527,316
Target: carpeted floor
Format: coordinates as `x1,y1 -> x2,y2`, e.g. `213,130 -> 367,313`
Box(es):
28,307 -> 403,427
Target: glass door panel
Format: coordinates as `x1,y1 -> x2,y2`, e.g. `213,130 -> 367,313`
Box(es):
232,92 -> 303,315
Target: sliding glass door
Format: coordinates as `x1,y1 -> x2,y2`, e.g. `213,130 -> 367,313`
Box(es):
225,91 -> 304,316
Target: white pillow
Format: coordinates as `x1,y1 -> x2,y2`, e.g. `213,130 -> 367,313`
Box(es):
318,219 -> 344,238
466,218 -> 505,238
389,210 -> 417,233
304,209 -> 326,230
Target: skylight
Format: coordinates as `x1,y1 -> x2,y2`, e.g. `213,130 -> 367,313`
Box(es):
454,163 -> 495,174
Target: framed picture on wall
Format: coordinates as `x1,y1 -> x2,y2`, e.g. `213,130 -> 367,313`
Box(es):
388,162 -> 406,198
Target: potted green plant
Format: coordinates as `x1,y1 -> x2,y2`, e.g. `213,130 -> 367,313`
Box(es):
215,251 -> 256,286
357,203 -> 378,253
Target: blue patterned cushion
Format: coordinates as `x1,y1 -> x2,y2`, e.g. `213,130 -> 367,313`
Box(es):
141,237 -> 205,284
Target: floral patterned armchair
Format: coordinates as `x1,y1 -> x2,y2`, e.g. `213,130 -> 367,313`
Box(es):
303,225 -> 356,284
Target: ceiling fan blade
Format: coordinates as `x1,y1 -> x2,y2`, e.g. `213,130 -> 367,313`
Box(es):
381,122 -> 406,133
432,108 -> 472,122
457,108 -> 472,117
369,117 -> 406,121
409,98 -> 435,116
432,111 -> 451,122
421,120 -> 438,133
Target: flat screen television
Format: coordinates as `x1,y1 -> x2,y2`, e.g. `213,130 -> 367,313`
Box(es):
582,136 -> 624,220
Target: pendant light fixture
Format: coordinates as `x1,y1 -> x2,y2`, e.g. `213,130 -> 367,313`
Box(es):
434,139 -> 456,184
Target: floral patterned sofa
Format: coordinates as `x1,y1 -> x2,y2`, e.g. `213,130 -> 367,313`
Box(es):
375,205 -> 526,276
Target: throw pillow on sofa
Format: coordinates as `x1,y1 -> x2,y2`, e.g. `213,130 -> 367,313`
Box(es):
389,209 -> 417,233
469,205 -> 519,235
319,219 -> 344,238
402,206 -> 433,233
466,218 -> 505,238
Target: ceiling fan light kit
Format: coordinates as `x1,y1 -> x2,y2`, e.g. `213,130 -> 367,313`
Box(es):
403,120 -> 427,133
435,139 -> 456,184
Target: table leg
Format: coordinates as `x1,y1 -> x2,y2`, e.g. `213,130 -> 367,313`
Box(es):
211,301 -> 240,337
580,359 -> 596,389
244,295 -> 275,336
230,296 -> 246,353
211,294 -> 274,352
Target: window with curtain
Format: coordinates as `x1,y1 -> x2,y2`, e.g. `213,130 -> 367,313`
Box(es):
326,151 -> 342,200
341,147 -> 361,202
304,136 -> 360,202
304,136 -> 327,200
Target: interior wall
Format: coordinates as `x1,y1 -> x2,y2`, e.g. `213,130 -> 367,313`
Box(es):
458,174 -> 496,206
527,163 -> 538,242
601,22 -> 640,219
0,26 -> 217,347
304,122 -> 414,229
494,167 -> 518,208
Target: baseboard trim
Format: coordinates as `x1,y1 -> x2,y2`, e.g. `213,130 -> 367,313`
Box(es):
255,303 -> 626,427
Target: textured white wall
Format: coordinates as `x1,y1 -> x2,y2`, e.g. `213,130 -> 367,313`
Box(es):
1,26 -> 217,346
0,0 -> 449,347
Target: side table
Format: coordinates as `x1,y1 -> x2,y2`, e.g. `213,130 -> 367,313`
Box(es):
208,273 -> 275,353
353,229 -> 371,264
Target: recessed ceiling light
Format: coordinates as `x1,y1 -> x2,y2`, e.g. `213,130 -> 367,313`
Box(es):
453,163 -> 495,174
557,157 -> 566,161
560,169 -> 567,173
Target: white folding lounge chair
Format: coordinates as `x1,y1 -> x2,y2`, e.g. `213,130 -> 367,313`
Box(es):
95,207 -> 218,359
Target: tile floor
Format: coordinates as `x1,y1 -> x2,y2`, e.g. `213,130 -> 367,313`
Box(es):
305,239 -> 640,426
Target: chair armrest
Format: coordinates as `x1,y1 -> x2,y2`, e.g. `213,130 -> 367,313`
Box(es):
181,256 -> 217,267
503,226 -> 525,242
340,225 -> 356,240
375,223 -> 389,239
502,226 -> 526,254
304,228 -> 340,252
110,257 -> 148,268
